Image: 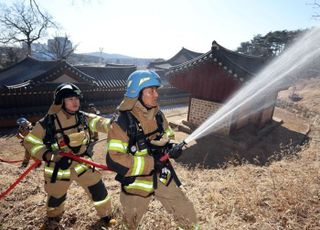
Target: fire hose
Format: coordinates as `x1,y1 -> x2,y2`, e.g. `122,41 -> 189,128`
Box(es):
0,157 -> 23,163
0,159 -> 41,200
60,152 -> 112,171
0,141 -> 187,200
0,152 -> 111,200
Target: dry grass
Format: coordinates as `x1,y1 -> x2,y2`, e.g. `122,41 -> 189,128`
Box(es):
1,136 -> 319,229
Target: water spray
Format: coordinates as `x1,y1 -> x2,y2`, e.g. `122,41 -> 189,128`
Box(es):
180,27 -> 320,145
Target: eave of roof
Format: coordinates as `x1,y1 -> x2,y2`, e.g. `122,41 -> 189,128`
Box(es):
167,41 -> 266,82
148,47 -> 203,69
5,80 -> 31,89
166,47 -> 203,65
0,56 -> 96,89
0,56 -> 60,85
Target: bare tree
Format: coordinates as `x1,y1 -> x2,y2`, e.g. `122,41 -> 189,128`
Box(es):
41,35 -> 78,61
0,0 -> 56,56
0,46 -> 25,69
307,0 -> 320,19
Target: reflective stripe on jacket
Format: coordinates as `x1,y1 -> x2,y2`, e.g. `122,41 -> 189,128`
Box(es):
23,110 -> 111,180
106,101 -> 175,197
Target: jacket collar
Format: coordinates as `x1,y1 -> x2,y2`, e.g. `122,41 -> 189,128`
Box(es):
131,100 -> 159,121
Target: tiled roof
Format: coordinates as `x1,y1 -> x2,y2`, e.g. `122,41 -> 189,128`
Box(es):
167,41 -> 266,82
0,56 -> 137,90
0,56 -> 58,86
0,56 -> 95,89
76,65 -> 136,88
148,47 -> 203,70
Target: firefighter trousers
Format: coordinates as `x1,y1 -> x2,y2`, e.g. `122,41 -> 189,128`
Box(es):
120,179 -> 198,230
44,166 -> 111,218
22,149 -> 31,165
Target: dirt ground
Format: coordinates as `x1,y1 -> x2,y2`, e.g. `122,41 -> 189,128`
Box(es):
278,77 -> 320,114
0,78 -> 319,229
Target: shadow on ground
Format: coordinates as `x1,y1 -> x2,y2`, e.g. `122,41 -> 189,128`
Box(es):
0,128 -> 16,138
176,122 -> 308,169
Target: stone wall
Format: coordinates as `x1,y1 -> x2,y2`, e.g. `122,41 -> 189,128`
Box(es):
189,98 -> 230,135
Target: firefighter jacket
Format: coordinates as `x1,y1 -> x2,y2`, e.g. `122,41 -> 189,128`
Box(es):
16,123 -> 32,142
23,109 -> 110,181
106,101 -> 175,197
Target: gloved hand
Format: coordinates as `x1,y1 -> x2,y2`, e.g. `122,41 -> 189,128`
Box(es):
42,150 -> 62,163
167,143 -> 183,159
154,159 -> 165,171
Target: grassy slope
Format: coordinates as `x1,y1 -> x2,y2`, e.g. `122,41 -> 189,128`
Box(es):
1,79 -> 319,229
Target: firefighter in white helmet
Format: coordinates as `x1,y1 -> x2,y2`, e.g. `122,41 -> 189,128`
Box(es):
106,70 -> 199,229
23,83 -> 116,228
16,117 -> 33,168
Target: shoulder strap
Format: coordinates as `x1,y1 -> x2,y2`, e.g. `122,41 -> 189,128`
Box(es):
115,111 -> 135,134
114,111 -> 127,132
115,111 -> 141,154
116,111 -> 137,148
78,111 -> 89,130
155,111 -> 164,134
40,114 -> 56,148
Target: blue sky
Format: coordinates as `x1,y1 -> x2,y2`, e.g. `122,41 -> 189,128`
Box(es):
35,0 -> 319,59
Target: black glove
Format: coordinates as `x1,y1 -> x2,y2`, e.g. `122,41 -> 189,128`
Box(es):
154,158 -> 165,171
42,150 -> 62,163
167,143 -> 183,159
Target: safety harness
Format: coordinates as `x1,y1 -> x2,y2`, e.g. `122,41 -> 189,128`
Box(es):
40,111 -> 93,183
114,110 -> 181,189
41,111 -> 91,152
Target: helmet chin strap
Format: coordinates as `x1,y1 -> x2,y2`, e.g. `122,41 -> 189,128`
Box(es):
138,95 -> 154,110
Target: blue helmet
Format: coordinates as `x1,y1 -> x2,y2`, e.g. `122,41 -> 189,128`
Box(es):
16,117 -> 29,126
125,70 -> 161,98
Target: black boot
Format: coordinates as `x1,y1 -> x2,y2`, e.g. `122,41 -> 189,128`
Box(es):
20,161 -> 28,168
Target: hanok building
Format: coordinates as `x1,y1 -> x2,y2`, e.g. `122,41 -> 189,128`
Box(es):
167,41 -> 276,135
148,47 -> 203,86
0,56 -> 187,128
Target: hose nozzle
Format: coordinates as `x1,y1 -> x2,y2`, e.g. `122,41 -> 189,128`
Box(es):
178,140 -> 187,149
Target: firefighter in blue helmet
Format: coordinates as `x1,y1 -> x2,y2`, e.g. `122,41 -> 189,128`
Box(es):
23,83 -> 116,228
106,70 -> 199,229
